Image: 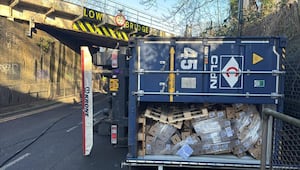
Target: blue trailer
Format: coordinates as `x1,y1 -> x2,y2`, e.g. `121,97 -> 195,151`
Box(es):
122,37 -> 286,169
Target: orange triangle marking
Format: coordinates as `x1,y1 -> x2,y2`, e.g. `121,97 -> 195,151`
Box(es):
253,53 -> 263,64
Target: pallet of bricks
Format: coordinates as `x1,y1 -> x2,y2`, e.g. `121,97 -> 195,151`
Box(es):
138,103 -> 262,160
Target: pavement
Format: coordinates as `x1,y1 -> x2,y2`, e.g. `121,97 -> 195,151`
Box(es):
0,96 -> 79,118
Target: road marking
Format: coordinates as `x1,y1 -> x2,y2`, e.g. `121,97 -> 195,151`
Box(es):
66,125 -> 79,133
94,110 -> 102,117
65,108 -> 106,133
0,153 -> 31,170
66,121 -> 83,133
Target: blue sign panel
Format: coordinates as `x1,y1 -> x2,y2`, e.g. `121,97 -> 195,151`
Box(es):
130,37 -> 286,104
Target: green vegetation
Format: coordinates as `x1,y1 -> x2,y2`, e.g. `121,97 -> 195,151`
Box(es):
214,0 -> 287,36
36,37 -> 53,54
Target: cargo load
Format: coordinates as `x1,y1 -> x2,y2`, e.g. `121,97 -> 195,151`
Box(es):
141,103 -> 261,159
125,37 -> 286,169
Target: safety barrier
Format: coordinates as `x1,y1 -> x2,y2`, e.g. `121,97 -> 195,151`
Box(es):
261,109 -> 300,170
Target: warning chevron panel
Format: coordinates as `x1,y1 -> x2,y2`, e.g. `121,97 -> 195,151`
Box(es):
73,21 -> 129,41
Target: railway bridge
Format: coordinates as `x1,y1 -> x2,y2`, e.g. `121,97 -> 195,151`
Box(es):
0,0 -> 176,49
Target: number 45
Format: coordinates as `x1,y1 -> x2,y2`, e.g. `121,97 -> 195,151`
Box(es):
180,47 -> 198,70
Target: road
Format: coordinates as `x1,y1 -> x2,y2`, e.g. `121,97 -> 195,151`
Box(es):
0,94 -> 128,170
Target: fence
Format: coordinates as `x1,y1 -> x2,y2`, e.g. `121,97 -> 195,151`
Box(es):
261,109 -> 300,170
270,53 -> 300,169
272,119 -> 300,169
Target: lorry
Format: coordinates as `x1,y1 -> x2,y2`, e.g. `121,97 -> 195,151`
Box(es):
82,36 -> 286,169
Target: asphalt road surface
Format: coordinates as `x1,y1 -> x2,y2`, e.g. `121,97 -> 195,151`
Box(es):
0,94 -> 128,170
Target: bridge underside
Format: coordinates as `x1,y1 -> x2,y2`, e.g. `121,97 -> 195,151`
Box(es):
36,23 -> 128,53
0,0 -> 174,51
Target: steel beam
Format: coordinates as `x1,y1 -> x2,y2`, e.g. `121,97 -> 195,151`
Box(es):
9,0 -> 19,7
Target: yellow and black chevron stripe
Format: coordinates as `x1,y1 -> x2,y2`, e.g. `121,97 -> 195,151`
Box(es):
282,48 -> 286,70
73,21 -> 129,41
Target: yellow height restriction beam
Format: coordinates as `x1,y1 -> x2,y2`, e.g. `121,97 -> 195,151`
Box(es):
169,46 -> 175,102
73,21 -> 129,41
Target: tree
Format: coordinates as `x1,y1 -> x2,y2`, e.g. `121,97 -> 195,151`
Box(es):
139,0 -> 230,36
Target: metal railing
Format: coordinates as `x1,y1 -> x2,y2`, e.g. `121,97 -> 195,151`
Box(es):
64,0 -> 179,35
261,108 -> 300,170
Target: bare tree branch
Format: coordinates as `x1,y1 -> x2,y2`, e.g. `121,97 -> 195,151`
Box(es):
139,0 -> 158,10
139,0 -> 230,35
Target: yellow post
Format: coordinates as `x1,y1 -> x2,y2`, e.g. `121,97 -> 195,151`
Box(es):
169,47 -> 175,102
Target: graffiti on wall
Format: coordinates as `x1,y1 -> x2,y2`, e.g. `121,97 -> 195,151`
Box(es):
0,31 -> 18,50
37,70 -> 49,79
0,63 -> 21,80
6,32 -> 15,48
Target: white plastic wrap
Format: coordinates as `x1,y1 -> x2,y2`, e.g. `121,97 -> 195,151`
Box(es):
232,105 -> 262,156
146,122 -> 177,155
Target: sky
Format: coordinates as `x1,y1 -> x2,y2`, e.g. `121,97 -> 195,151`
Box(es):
115,0 -> 229,22
113,0 -> 229,33
107,0 -> 180,34
117,0 -> 175,18
75,0 -> 230,35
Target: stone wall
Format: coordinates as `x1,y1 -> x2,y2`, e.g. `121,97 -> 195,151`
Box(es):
243,1 -> 300,39
0,17 -> 81,106
243,1 -> 300,118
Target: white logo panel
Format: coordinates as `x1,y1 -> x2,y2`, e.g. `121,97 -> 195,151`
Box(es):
219,55 -> 244,89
